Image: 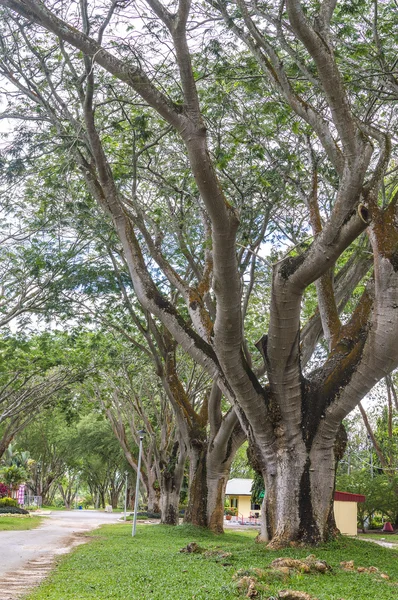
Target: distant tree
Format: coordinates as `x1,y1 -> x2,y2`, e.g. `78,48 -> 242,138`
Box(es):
353,377 -> 398,525
230,443 -> 255,480
57,471 -> 80,510
358,378 -> 398,476
17,407 -> 82,505
337,471 -> 398,531
73,413 -> 130,510
0,331 -> 94,460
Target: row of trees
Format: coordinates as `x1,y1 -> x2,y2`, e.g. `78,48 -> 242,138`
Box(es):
0,324 -> 245,523
2,316 -> 396,530
0,0 -> 397,546
1,412 -> 132,510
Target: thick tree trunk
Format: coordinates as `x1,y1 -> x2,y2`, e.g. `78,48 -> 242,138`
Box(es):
257,424 -> 346,547
146,492 -> 160,514
260,447 -> 335,546
159,484 -> 180,525
185,457 -> 238,532
0,433 -> 14,460
158,440 -> 186,525
184,423 -> 244,532
47,486 -> 56,506
206,439 -> 244,532
184,444 -> 208,527
144,469 -> 160,513
110,489 -> 121,509
206,472 -> 228,534
40,479 -> 54,506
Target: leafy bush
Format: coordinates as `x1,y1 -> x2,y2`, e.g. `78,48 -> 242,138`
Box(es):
52,497 -> 67,508
0,482 -> 10,498
0,505 -> 29,514
0,497 -> 18,507
225,507 -> 238,516
126,511 -> 161,520
138,511 -> 161,519
81,494 -> 93,509
369,516 -> 384,529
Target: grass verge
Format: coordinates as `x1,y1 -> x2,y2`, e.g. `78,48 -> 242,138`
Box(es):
26,524 -> 398,600
0,515 -> 43,531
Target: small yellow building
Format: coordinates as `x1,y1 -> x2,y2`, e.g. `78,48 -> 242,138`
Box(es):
333,491 -> 365,535
225,479 -> 260,521
225,479 -> 365,534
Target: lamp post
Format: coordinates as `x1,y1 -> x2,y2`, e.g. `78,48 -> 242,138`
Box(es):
132,429 -> 146,537
124,471 -> 128,522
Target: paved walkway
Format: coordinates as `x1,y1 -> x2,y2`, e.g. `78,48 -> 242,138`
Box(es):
0,510 -> 121,599
224,518 -> 261,531
359,536 -> 398,550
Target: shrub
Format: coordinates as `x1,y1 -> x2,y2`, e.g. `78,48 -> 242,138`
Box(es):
0,482 -> 10,498
126,511 -> 161,520
0,497 -> 18,507
0,505 -> 29,514
82,495 -> 93,509
52,498 -> 66,508
369,516 -> 384,529
225,507 -> 238,516
138,511 -> 161,519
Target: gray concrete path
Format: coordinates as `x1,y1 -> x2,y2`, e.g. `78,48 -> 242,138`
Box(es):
0,510 -> 121,599
359,536 -> 398,549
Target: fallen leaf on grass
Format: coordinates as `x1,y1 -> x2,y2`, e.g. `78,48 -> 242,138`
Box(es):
278,590 -> 317,600
180,542 -> 203,553
271,555 -> 331,574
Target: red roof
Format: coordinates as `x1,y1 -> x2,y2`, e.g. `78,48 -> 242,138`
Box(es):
334,491 -> 365,503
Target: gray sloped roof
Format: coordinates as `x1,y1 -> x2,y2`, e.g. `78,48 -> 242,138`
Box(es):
225,478 -> 253,496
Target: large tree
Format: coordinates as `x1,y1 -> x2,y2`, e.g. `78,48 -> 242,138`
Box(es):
66,283 -> 244,529
0,0 -> 398,547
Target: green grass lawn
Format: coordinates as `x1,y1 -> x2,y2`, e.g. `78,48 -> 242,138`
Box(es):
25,524 -> 398,600
0,516 -> 43,531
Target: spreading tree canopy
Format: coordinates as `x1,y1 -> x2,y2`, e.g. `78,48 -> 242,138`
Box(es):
0,0 -> 398,546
